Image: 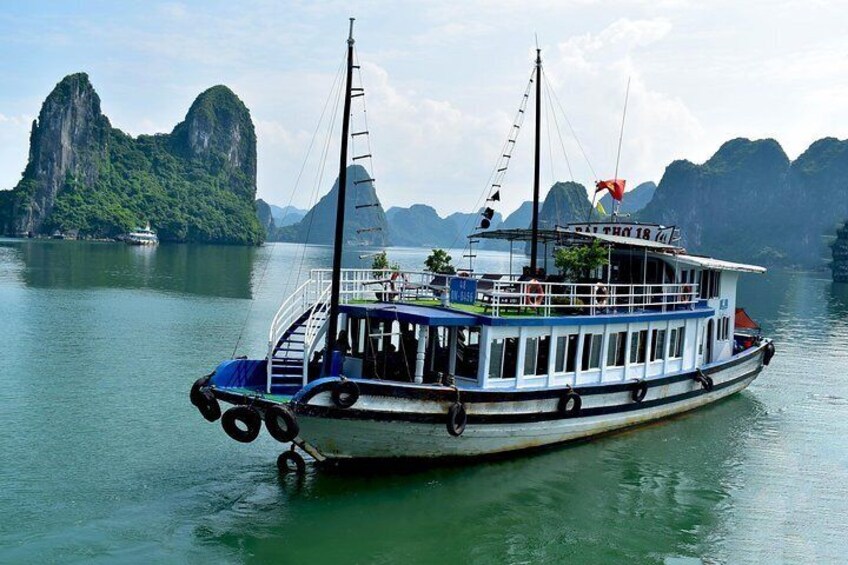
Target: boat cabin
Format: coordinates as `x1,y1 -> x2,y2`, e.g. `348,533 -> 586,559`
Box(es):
268,226 -> 764,394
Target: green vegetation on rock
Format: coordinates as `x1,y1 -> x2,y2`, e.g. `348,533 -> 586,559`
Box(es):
0,74 -> 263,245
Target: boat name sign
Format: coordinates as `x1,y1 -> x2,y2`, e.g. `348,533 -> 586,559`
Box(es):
564,222 -> 679,243
450,277 -> 478,305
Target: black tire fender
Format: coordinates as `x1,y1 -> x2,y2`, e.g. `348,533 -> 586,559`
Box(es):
190,373 -> 212,407
221,405 -> 261,443
447,403 -> 467,437
695,370 -> 714,392
763,342 -> 775,366
197,389 -> 221,422
277,450 -> 306,474
558,391 -> 582,416
332,380 -> 360,409
631,380 -> 648,403
265,404 -> 299,443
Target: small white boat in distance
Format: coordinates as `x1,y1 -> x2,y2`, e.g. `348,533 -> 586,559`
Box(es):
126,223 -> 158,246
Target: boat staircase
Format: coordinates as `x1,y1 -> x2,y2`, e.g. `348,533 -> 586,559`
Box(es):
267,278 -> 331,394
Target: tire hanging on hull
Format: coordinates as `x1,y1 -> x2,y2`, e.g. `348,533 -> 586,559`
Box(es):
332,380 -> 360,409
763,342 -> 775,365
447,403 -> 467,437
558,390 -> 582,416
265,404 -> 299,442
277,449 -> 306,474
222,406 -> 262,443
631,380 -> 648,403
196,390 -> 221,422
695,369 -> 714,392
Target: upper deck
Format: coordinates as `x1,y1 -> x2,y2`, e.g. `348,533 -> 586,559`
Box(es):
315,268 -> 706,324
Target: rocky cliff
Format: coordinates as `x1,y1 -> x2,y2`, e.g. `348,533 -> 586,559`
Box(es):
539,181 -> 593,229
0,73 -> 263,244
600,181 -> 656,215
256,198 -> 276,235
641,137 -> 848,267
386,204 -> 454,247
269,204 -> 305,227
276,164 -> 388,246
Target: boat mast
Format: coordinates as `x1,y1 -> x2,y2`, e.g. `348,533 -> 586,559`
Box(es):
530,48 -> 542,274
323,18 -> 356,375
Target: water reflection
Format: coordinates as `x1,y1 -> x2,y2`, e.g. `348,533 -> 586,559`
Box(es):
190,393 -> 765,563
828,281 -> 848,318
0,239 -> 259,299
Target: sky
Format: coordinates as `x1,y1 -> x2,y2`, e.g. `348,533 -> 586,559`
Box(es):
1,0 -> 847,218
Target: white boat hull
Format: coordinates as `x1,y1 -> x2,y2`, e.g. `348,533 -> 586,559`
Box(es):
292,344 -> 765,461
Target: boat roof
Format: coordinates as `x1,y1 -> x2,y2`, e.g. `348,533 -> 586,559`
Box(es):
673,254 -> 766,273
471,226 -> 765,272
339,303 -> 479,327
471,228 -> 564,244
471,227 -> 683,252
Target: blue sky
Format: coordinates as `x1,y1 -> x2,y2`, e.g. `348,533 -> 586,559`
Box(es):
1,1 -> 846,216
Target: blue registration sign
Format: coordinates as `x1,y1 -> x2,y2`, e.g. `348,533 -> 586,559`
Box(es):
449,277 -> 478,305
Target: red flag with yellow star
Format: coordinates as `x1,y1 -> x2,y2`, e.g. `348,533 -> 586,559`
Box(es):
595,179 -> 626,201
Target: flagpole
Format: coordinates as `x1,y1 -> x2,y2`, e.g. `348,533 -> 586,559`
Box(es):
612,77 -> 631,221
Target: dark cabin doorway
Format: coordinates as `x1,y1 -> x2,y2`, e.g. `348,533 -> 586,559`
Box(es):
706,319 -> 714,363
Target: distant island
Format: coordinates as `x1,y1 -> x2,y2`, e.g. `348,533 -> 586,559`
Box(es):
265,138 -> 848,270
0,73 -> 263,244
2,73 -> 845,270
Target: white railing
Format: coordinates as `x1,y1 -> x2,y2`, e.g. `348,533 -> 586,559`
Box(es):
309,268 -> 449,303
304,283 -> 332,353
486,280 -> 699,317
268,278 -> 313,356
308,268 -> 700,317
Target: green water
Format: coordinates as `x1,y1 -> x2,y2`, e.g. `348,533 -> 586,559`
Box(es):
0,239 -> 846,563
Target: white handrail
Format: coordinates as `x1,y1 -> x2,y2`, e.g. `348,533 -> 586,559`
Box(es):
268,279 -> 313,349
266,278 -> 318,393
301,283 -> 332,385
307,268 -> 701,317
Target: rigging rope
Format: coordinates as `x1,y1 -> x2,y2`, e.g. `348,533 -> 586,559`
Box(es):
231,242 -> 276,358
230,50 -> 347,358
349,48 -> 385,248
293,51 -> 347,287
543,80 -> 560,227
547,80 -> 598,181
542,77 -> 575,183
612,76 -> 631,217
447,65 -> 537,257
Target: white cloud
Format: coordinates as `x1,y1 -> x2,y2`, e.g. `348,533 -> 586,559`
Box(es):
3,1 -> 848,217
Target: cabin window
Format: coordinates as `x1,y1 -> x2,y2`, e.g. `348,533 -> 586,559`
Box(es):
581,334 -> 603,371
555,334 -> 578,373
348,317 -> 366,358
489,339 -> 504,379
717,316 -> 731,341
650,329 -> 667,362
669,327 -> 685,358
699,270 -> 721,299
606,331 -> 627,367
629,329 -> 648,364
456,327 -> 480,377
524,335 -> 550,376
489,337 -> 519,379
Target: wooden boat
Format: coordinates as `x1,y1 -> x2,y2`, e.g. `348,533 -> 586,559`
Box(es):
190,21 -> 774,472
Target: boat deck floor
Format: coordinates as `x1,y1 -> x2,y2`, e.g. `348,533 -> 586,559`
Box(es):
217,386 -> 294,403
348,297 -> 699,320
